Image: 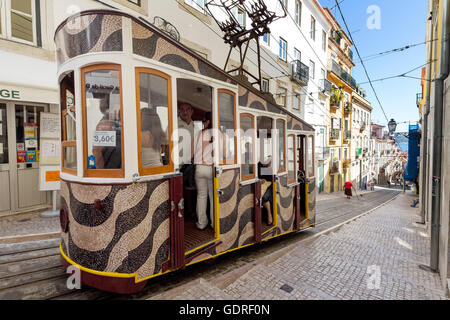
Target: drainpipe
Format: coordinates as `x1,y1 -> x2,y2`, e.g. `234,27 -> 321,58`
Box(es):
430,0 -> 450,272
420,2 -> 434,224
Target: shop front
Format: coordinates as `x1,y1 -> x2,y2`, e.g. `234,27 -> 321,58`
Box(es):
0,84 -> 59,216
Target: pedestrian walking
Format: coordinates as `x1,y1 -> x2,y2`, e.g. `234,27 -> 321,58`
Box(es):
344,181 -> 355,199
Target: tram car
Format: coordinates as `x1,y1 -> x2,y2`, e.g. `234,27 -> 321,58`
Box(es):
55,9 -> 316,293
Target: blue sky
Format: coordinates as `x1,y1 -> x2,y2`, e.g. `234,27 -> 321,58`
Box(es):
318,0 -> 428,132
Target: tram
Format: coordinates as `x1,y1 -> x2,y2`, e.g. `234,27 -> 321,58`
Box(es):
55,9 -> 316,293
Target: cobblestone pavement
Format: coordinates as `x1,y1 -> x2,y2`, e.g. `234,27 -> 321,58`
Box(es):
167,194 -> 448,300
0,211 -> 60,239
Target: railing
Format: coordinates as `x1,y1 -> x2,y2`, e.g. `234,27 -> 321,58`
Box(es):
319,79 -> 332,95
331,60 -> 359,90
343,130 -> 351,140
360,122 -> 366,132
331,30 -> 342,46
330,128 -> 340,140
344,102 -> 352,113
290,60 -> 309,86
330,86 -> 342,107
343,159 -> 351,168
330,160 -> 340,174
316,146 -> 330,160
416,93 -> 423,107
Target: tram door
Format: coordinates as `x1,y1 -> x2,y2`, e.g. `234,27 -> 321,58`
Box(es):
296,135 -> 307,226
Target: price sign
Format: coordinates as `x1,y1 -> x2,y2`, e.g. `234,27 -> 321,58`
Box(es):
93,131 -> 116,147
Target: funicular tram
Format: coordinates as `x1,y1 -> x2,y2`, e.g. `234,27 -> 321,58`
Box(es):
55,9 -> 316,293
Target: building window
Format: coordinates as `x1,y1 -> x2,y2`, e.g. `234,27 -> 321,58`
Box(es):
276,119 -> 286,173
232,6 -> 246,27
287,134 -> 296,184
81,64 -> 124,178
322,30 -> 327,51
0,0 -> 38,45
295,0 -> 301,26
280,0 -> 288,9
294,48 -> 301,61
309,60 -> 315,79
218,89 -> 237,165
60,72 -> 76,174
185,0 -> 206,13
262,32 -> 270,45
293,91 -> 301,110
135,68 -> 173,176
277,86 -> 287,107
279,37 -> 287,61
310,16 -> 316,41
240,113 -> 255,181
262,78 -> 270,93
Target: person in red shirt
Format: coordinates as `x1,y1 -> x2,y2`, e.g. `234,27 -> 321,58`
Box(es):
344,181 -> 355,199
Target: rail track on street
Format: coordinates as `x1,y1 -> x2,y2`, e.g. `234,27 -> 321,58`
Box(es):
0,189 -> 401,300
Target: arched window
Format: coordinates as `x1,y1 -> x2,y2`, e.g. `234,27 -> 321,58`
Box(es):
276,119 -> 286,173
218,89 -> 237,165
240,113 -> 255,181
60,71 -> 76,174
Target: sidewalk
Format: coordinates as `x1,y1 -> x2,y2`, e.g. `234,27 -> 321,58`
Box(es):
152,192 -> 448,300
0,210 -> 60,244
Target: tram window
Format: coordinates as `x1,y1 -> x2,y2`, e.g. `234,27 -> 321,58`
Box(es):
136,68 -> 173,175
240,113 -> 255,181
218,89 -> 236,165
257,116 -> 272,164
307,135 -> 314,177
60,71 -> 76,174
287,134 -> 296,184
82,64 -> 123,177
276,119 -> 286,173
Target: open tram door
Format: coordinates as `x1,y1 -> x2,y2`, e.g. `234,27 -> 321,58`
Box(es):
295,134 -> 307,229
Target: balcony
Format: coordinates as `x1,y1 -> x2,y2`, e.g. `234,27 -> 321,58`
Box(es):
331,60 -> 358,90
344,102 -> 352,113
316,146 -> 330,161
319,79 -> 332,96
360,122 -> 367,132
343,130 -> 351,140
330,128 -> 340,140
330,159 -> 340,174
343,158 -> 351,168
330,87 -> 342,108
290,60 -> 309,86
416,93 -> 423,107
331,30 -> 343,46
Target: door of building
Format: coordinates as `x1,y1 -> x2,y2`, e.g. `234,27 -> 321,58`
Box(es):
0,102 -> 50,216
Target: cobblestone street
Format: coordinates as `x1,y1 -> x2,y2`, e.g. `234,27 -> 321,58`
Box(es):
155,193 -> 448,300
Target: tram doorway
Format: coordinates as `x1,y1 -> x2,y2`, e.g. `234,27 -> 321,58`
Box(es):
297,135 -> 307,224
176,78 -> 216,254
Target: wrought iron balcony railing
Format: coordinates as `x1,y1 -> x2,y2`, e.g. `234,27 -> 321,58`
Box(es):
344,102 -> 352,113
343,130 -> 351,140
319,79 -> 332,95
331,60 -> 358,90
290,60 -> 309,86
330,160 -> 340,174
330,128 -> 340,140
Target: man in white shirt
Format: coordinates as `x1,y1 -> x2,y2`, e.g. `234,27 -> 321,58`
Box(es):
178,102 -> 196,218
178,103 -> 195,163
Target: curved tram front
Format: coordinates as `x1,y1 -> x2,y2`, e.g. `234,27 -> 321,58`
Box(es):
55,9 -> 317,293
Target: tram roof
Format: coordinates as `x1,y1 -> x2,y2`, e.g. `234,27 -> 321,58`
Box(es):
55,8 -> 315,133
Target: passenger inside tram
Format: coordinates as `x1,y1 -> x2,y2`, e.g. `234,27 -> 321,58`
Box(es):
177,79 -> 215,251
140,108 -> 165,167
257,116 -> 274,227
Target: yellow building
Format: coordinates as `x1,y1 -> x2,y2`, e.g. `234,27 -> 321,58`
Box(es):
323,8 -> 355,193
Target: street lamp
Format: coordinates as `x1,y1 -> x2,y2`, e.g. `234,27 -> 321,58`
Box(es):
388,119 -> 397,134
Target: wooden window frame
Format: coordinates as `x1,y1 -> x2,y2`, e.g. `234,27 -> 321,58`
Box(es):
60,74 -> 76,175
135,67 -> 174,176
307,134 -> 315,178
287,134 -> 296,184
81,63 -> 125,178
240,112 -> 255,182
1,0 -> 38,46
279,37 -> 287,62
218,88 -> 237,166
276,119 -> 286,174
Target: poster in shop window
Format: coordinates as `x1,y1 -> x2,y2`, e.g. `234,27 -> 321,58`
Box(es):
39,112 -> 61,191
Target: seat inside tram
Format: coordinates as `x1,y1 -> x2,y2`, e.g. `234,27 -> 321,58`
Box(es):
176,78 -> 215,252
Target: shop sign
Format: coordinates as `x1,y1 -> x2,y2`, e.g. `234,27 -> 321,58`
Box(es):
0,89 -> 20,99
